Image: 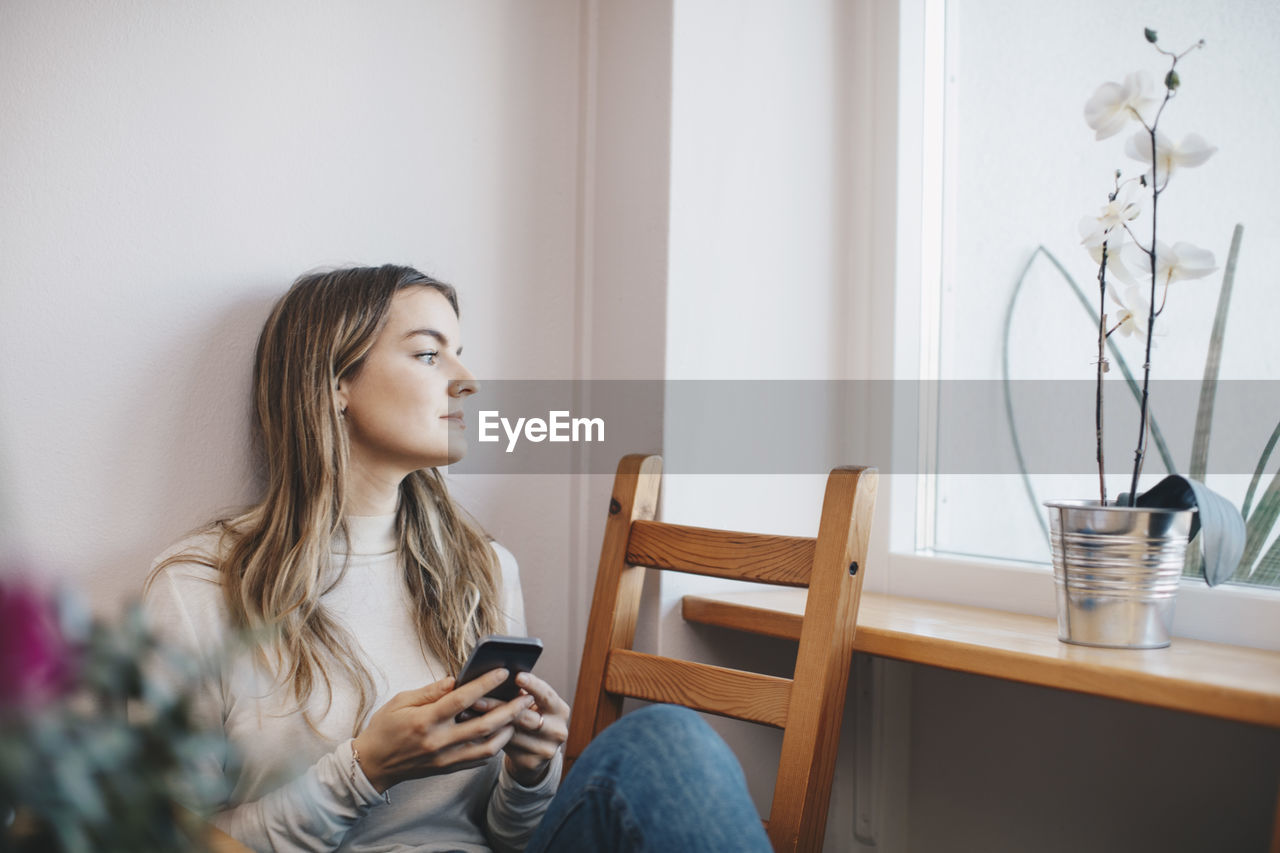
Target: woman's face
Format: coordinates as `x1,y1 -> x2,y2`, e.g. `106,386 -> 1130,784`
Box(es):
336,286 -> 478,481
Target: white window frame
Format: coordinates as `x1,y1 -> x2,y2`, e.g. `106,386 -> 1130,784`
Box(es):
875,0 -> 1280,652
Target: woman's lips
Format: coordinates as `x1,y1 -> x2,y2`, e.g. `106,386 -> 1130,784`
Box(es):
443,413 -> 465,429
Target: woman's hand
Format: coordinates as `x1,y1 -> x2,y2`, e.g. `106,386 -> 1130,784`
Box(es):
351,668 -> 534,793
474,672 -> 570,788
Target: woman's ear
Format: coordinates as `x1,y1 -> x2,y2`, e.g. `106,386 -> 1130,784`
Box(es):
335,379 -> 350,416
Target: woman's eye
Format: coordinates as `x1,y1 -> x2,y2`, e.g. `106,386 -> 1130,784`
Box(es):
416,351 -> 439,366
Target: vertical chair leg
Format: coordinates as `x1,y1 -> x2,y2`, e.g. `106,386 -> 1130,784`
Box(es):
565,454 -> 662,773
769,467 -> 877,853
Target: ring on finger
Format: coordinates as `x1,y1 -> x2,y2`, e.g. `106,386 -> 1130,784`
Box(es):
533,712 -> 545,731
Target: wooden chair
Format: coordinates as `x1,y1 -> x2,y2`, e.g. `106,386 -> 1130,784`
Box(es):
566,454 -> 878,853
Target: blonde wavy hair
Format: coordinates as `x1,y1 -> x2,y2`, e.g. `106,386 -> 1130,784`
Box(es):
152,265 -> 505,735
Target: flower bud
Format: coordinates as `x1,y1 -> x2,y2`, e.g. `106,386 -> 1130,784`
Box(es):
1144,27 -> 1158,43
1165,70 -> 1180,90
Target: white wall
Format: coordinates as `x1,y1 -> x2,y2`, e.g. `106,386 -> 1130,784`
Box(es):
660,2 -> 868,848
0,0 -> 583,693
564,0 -> 674,680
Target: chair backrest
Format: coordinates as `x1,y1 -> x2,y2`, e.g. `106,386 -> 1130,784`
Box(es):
566,454 -> 878,853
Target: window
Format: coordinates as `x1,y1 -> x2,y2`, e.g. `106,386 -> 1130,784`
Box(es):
891,0 -> 1280,647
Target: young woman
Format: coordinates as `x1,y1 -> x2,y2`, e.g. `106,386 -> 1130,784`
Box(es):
145,265 -> 771,852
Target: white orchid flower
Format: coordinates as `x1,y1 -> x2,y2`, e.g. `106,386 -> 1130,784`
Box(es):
1121,239 -> 1217,286
1084,71 -> 1160,139
1084,228 -> 1140,286
1109,285 -> 1150,339
1125,130 -> 1217,186
1078,182 -> 1143,248
1154,240 -> 1217,284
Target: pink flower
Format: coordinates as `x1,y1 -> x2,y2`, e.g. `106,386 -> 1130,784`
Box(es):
0,578 -> 77,712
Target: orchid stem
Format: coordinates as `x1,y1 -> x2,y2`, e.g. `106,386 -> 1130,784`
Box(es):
1127,53 -> 1177,506
1097,245 -> 1109,505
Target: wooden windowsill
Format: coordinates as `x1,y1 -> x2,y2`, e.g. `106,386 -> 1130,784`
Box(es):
681,589 -> 1280,728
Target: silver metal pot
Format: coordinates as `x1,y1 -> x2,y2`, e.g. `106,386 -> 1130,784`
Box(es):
1044,500 -> 1197,649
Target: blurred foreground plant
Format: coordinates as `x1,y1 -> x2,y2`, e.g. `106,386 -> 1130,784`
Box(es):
1,573 -> 234,852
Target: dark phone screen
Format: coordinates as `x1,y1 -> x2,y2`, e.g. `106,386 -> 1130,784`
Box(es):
456,635 -> 543,702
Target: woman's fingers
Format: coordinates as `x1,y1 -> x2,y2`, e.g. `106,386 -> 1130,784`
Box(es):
514,706 -> 545,731
488,678 -> 568,787
513,672 -> 570,717
505,726 -> 562,758
397,676 -> 456,708
452,691 -> 533,741
435,668 -> 510,718
442,719 -> 518,766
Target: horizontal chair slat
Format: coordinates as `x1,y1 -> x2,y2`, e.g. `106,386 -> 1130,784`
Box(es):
602,649 -> 792,728
625,520 -> 815,587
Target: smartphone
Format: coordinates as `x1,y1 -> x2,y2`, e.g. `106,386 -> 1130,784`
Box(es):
455,635 -> 543,710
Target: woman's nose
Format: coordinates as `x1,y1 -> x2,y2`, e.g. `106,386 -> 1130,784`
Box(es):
449,366 -> 479,398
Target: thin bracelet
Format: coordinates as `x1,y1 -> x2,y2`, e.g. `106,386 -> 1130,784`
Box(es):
351,742 -> 391,804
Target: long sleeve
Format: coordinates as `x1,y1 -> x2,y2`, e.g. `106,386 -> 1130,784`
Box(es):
485,752 -> 563,853
208,740 -> 385,852
482,543 -> 561,852
143,562 -> 387,852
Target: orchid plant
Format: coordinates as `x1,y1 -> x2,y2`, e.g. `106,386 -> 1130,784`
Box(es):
1080,27 -> 1218,507
1002,29 -> 1273,587
1067,28 -> 1250,587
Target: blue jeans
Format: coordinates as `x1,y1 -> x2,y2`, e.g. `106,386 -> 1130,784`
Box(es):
526,704 -> 773,853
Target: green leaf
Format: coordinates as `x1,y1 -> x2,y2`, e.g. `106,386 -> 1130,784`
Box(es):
1246,537 -> 1280,587
1189,225 -> 1243,482
1002,247 -> 1054,545
1145,27 -> 1158,43
1242,418 -> 1279,519
1239,470 -> 1280,579
1165,69 -> 1180,90
1184,226 -> 1244,579
1137,475 -> 1246,586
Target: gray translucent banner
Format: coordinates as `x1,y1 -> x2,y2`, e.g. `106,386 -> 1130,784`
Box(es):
444,380 -> 1280,475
